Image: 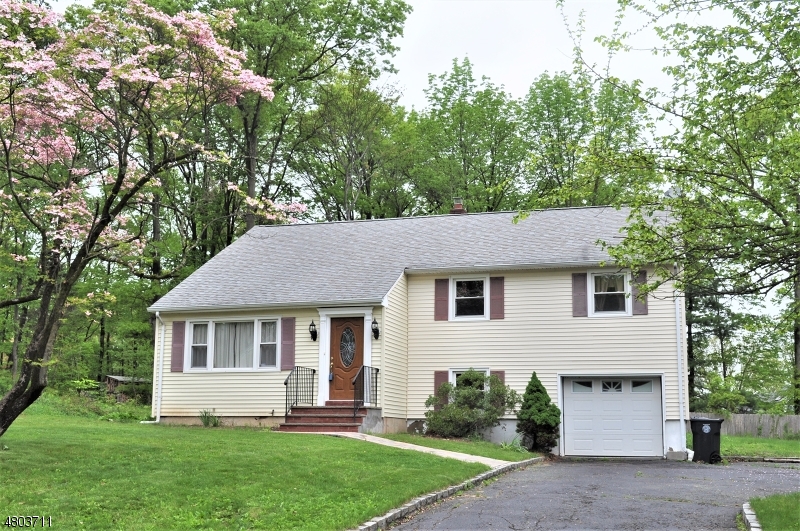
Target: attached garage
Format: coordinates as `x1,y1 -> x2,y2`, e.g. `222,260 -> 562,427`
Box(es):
562,376 -> 664,457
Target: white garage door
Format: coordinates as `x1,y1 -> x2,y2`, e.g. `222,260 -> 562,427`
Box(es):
563,377 -> 663,457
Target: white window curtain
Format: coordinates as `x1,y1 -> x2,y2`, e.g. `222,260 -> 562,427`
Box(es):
260,321 -> 277,367
191,323 -> 208,368
214,322 -> 254,368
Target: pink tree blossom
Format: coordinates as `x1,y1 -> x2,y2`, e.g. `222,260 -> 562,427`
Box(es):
0,0 -> 296,436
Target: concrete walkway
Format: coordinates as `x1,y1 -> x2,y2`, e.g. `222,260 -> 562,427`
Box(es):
324,432 -> 512,468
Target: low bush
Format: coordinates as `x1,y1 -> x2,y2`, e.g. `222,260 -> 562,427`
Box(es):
27,388 -> 150,422
425,369 -> 519,439
200,409 -> 222,427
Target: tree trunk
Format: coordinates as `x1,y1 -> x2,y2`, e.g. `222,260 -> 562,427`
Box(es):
794,273 -> 800,414
245,122 -> 259,230
152,193 -> 161,276
0,276 -> 61,437
687,293 -> 695,401
98,312 -> 106,381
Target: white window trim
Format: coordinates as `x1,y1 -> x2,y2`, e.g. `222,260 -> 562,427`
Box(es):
587,270 -> 632,318
184,316 -> 282,372
449,276 -> 490,321
449,368 -> 490,385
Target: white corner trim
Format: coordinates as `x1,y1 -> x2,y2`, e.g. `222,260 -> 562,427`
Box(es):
382,272 -> 406,308
316,306 -> 375,406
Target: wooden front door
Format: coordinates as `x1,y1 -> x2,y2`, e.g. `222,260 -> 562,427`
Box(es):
330,317 -> 364,401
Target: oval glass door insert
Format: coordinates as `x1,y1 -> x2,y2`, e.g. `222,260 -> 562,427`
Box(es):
340,327 -> 356,367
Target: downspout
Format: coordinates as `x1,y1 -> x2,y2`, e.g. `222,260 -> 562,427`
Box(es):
675,289 -> 687,450
141,311 -> 165,424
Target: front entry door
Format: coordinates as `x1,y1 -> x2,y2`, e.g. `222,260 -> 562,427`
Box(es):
330,317 -> 364,400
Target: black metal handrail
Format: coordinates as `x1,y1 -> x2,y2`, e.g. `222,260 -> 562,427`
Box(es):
352,365 -> 379,418
284,366 -> 316,416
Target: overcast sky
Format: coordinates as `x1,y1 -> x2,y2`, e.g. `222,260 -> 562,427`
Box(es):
386,0 -> 672,110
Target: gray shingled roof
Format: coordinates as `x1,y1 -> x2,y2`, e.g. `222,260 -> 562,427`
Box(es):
148,206 -> 631,312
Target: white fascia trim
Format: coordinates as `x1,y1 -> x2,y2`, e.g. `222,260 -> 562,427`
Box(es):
557,372 -> 667,457
147,298 -> 383,314
405,261 -> 608,275
381,271 -> 406,308
316,306 -> 375,406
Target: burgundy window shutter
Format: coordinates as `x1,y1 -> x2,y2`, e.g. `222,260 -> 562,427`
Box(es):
572,273 -> 588,317
280,317 -> 296,370
434,279 -> 449,321
490,370 -> 505,384
433,370 -> 448,411
490,277 -> 504,319
170,321 -> 185,372
632,270 -> 649,315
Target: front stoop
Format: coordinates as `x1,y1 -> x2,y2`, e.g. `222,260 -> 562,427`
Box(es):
278,402 -> 368,433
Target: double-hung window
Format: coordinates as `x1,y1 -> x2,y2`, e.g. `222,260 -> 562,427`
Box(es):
589,272 -> 631,316
452,278 -> 488,319
187,318 -> 279,371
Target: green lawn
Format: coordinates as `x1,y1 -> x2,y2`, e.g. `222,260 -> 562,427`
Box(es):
688,433 -> 800,458
378,433 -> 539,462
750,492 -> 800,531
0,409 -> 488,530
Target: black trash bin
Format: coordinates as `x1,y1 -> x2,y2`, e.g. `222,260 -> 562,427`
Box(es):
690,417 -> 724,463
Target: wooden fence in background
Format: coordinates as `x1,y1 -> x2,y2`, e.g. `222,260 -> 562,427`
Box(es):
689,412 -> 800,438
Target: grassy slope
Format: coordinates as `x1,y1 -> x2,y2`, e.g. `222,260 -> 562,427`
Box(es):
750,492 -> 800,531
378,433 -> 539,462
0,406 -> 487,530
688,433 -> 800,458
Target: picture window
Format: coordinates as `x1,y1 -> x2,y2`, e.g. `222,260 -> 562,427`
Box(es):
187,318 -> 280,371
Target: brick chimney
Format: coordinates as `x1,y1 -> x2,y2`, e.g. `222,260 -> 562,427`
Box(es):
449,197 -> 467,214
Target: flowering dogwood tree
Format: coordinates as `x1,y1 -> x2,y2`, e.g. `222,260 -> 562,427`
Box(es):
0,0 -> 289,435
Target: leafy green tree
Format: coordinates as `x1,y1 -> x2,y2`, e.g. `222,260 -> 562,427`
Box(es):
291,70 -> 398,221
516,372 -> 561,452
412,58 -> 528,214
205,0 -> 411,228
600,0 -> 800,412
521,69 -> 648,209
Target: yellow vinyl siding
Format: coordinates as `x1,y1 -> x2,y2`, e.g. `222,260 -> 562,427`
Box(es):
406,269 -> 686,420
155,308 -> 320,417
381,274 -> 408,420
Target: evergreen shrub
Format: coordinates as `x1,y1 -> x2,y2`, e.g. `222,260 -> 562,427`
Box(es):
516,371 -> 561,451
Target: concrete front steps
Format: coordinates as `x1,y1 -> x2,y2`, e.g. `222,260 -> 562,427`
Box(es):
278,400 -> 368,433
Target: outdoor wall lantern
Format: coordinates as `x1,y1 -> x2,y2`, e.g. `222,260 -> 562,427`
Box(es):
309,320 -> 317,342
371,319 -> 380,340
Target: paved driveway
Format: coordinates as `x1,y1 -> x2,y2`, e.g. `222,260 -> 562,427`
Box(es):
392,459 -> 800,530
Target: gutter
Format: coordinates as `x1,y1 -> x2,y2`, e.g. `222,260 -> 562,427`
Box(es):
147,298 -> 384,314
675,290 -> 687,450
404,260 -> 610,276
141,311 -> 165,424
